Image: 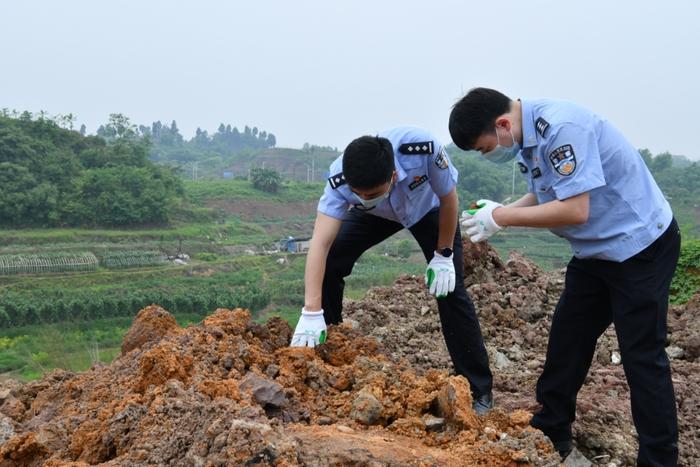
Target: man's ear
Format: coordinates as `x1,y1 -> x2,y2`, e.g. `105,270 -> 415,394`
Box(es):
495,116 -> 511,131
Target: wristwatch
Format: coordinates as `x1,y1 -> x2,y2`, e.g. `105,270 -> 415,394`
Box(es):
438,247 -> 453,257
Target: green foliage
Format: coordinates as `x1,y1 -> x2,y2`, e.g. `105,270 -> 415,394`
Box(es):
0,283 -> 270,328
396,239 -> 414,259
250,167 -> 282,193
141,120 -> 276,163
0,112 -> 184,227
448,146 -> 529,204
670,239 -> 700,304
99,251 -> 167,269
196,252 -> 218,262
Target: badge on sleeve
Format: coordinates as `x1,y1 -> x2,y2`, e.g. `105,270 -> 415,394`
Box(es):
548,145 -> 577,176
434,147 -> 449,169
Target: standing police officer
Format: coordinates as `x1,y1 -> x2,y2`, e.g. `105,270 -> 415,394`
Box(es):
289,126 -> 494,414
448,88 -> 680,465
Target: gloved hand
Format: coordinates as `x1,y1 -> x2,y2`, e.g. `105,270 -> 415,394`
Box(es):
290,308 -> 327,347
461,199 -> 504,242
425,251 -> 456,298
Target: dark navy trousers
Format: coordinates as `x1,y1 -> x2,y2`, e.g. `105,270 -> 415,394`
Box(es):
531,219 -> 681,467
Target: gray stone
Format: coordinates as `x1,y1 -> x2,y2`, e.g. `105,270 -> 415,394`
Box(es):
564,447 -> 593,467
423,416 -> 445,432
665,345 -> 684,359
493,350 -> 511,370
239,372 -> 286,408
0,413 -> 15,445
350,391 -> 383,425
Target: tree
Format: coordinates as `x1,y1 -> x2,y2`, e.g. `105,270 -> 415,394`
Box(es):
250,167 -> 282,193
651,151 -> 673,172
639,148 -> 653,166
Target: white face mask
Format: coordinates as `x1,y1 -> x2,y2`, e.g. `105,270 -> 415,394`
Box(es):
353,180 -> 393,210
482,127 -> 521,163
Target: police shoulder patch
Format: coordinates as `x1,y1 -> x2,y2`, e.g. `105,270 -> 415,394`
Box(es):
548,144 -> 577,176
517,162 -> 528,173
399,141 -> 434,155
535,117 -> 550,137
328,172 -> 346,189
434,147 -> 449,169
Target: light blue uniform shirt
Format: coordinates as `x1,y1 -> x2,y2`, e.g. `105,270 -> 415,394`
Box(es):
318,126 -> 458,228
517,99 -> 673,262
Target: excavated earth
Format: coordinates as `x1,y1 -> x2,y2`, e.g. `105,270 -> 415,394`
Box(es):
0,240 -> 698,466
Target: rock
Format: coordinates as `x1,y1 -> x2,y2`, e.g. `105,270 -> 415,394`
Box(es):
239,373 -> 286,408
423,416 -> 445,432
564,447 -> 593,466
492,350 -> 511,370
665,345 -> 684,359
0,413 -> 15,445
350,391 -> 383,425
685,333 -> 700,361
436,376 -> 479,430
507,344 -> 524,361
611,351 -> 621,365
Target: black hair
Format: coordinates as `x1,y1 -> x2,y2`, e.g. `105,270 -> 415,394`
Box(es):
448,87 -> 512,150
342,135 -> 395,189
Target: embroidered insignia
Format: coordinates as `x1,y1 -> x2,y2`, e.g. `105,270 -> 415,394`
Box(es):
535,117 -> 550,137
532,167 -> 542,179
399,141 -> 434,155
328,172 -> 346,189
409,174 -> 428,190
517,162 -> 528,173
548,144 -> 577,176
434,147 -> 449,169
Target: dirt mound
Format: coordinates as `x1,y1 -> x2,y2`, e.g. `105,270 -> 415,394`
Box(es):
0,305 -> 559,465
344,240 -> 700,466
1,240 -> 697,466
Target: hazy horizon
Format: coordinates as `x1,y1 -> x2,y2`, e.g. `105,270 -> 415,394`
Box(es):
1,0 -> 698,159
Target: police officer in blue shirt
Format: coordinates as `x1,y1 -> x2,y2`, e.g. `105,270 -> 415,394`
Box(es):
289,126 -> 494,414
449,88 -> 680,465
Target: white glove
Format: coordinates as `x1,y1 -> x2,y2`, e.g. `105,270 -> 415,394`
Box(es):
461,199 -> 503,242
425,251 -> 456,298
290,308 -> 327,347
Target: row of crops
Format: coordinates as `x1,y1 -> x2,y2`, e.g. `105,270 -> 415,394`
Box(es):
0,285 -> 270,328
0,251 -> 167,275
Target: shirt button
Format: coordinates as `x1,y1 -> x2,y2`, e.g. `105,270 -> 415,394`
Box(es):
657,223 -> 663,229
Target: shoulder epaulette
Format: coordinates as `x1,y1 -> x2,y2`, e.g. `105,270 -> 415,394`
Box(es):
399,141 -> 434,155
328,172 -> 346,189
535,117 -> 550,137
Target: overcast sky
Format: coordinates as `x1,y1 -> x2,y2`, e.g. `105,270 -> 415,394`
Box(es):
1,1 -> 698,159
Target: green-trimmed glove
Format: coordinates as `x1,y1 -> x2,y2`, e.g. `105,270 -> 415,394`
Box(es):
290,308 -> 327,347
425,251 -> 456,298
461,199 -> 503,242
